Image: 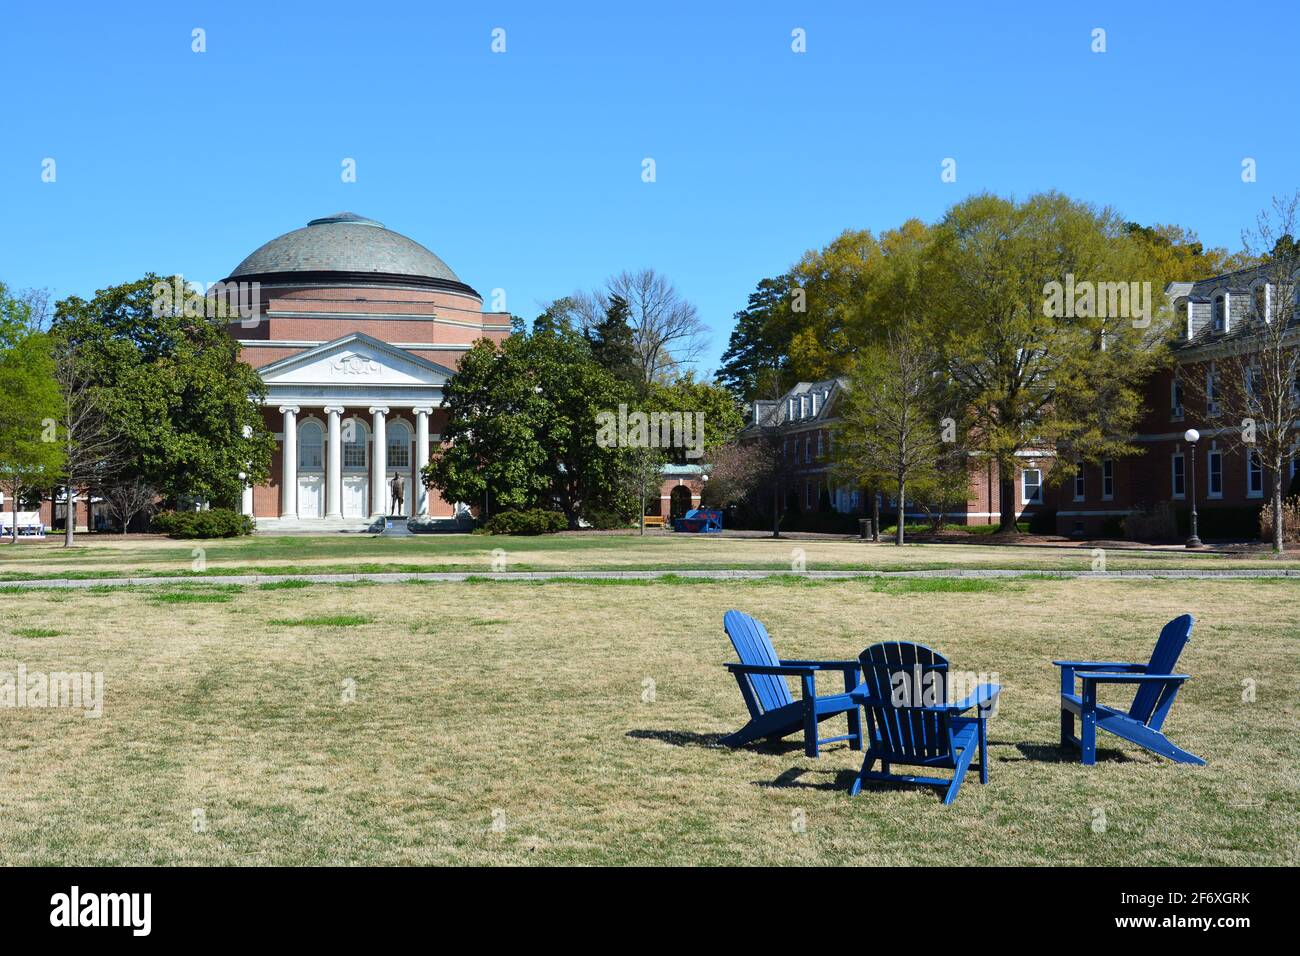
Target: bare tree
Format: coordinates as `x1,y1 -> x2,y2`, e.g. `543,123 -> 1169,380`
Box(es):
832,325 -> 954,545
103,476 -> 157,537
52,340 -> 122,546
1180,193 -> 1300,553
568,269 -> 708,383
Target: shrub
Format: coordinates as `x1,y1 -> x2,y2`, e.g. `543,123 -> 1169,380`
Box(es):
1122,502 -> 1177,542
475,508 -> 568,535
152,508 -> 254,539
1258,497 -> 1300,544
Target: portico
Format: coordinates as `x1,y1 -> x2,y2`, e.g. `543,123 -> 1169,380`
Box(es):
251,333 -> 459,523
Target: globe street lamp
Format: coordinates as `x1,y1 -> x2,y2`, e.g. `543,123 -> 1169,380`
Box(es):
1185,428 -> 1202,549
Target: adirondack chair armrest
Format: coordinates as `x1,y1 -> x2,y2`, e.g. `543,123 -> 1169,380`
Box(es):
779,659 -> 861,672
1052,660 -> 1146,671
950,683 -> 1001,716
724,662 -> 820,677
1079,672 -> 1190,685
1054,660 -> 1145,694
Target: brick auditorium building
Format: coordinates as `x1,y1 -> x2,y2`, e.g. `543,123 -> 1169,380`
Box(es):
23,212 -> 702,534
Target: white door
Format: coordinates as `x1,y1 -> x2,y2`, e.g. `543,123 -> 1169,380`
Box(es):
343,475 -> 368,517
297,476 -> 324,518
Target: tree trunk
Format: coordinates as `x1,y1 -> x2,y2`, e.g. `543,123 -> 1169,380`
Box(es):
64,484 -> 75,547
871,487 -> 881,542
11,492 -> 19,544
895,476 -> 906,546
998,476 -> 1017,533
1272,470 -> 1284,554
639,481 -> 646,537
771,481 -> 780,538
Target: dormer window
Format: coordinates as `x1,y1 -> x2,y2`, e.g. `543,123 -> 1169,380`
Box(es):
810,392 -> 820,416
1253,283 -> 1271,322
1174,298 -> 1191,339
787,397 -> 796,420
799,395 -> 808,419
1212,294 -> 1227,332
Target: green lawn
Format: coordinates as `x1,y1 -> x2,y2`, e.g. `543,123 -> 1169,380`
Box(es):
1,532 -> 1296,582
1,575 -> 1294,865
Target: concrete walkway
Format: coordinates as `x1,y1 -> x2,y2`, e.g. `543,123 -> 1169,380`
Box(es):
5,567 -> 1300,589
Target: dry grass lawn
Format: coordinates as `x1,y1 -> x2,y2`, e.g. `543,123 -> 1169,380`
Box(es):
2,532 -> 1297,582
1,576 -> 1296,865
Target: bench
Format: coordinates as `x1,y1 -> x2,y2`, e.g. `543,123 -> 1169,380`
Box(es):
641,515 -> 665,529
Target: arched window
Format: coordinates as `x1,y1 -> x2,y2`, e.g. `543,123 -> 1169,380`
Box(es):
342,418 -> 367,469
298,421 -> 323,470
1212,293 -> 1227,332
387,421 -> 411,468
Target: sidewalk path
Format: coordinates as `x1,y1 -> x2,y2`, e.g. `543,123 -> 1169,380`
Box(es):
5,567 -> 1300,589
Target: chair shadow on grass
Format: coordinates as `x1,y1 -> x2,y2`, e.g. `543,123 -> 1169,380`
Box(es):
627,729 -> 812,757
1010,741 -> 1134,764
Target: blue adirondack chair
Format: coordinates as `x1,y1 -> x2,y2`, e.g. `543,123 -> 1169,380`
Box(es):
849,642 -> 1001,804
1054,613 -> 1204,765
721,610 -> 863,758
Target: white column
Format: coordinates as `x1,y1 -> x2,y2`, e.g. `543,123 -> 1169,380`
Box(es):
413,406 -> 432,516
279,405 -> 299,518
324,406 -> 344,518
370,406 -> 389,516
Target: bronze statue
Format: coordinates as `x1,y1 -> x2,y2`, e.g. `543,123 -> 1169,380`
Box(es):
389,473 -> 405,515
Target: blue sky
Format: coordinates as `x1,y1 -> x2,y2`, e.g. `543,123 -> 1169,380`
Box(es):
2,1 -> 1296,374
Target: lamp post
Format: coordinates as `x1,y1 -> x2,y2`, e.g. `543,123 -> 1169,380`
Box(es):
1185,428 -> 1202,549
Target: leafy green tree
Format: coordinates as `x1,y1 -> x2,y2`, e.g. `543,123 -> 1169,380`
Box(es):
718,276 -> 797,400
644,373 -> 744,461
0,283 -> 64,542
585,294 -> 642,391
424,322 -> 638,528
50,275 -> 273,507
927,193 -> 1168,532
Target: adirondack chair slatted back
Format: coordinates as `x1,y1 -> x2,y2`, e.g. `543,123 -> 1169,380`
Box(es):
1129,614 -> 1194,725
723,610 -> 795,716
859,642 -> 950,761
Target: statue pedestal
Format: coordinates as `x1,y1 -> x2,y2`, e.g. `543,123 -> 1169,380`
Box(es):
375,515 -> 413,536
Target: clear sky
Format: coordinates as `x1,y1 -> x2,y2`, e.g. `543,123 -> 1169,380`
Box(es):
2,1 -> 1296,374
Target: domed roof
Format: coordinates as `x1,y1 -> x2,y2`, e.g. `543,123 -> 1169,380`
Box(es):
227,213 -> 466,288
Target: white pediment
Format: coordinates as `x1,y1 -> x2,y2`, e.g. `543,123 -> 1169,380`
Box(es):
259,334 -> 452,387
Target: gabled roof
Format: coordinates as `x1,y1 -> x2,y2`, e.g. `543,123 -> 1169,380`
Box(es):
256,331 -> 457,385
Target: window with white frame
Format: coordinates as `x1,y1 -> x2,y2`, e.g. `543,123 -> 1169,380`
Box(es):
1253,283 -> 1270,322
806,482 -> 814,510
1207,365 -> 1220,416
342,420 -> 367,468
1073,464 -> 1084,501
1102,459 -> 1114,500
1247,450 -> 1264,498
1022,468 -> 1043,505
387,421 -> 411,468
1171,377 -> 1184,419
1174,299 -> 1190,339
804,436 -> 812,463
1207,449 -> 1223,498
1212,294 -> 1227,332
816,431 -> 824,459
298,420 -> 323,470
1171,453 -> 1185,499
1246,366 -> 1261,404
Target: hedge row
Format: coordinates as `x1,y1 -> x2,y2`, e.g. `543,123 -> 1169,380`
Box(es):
152,508 -> 254,539
474,508 -> 568,535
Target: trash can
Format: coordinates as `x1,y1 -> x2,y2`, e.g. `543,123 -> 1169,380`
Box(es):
858,518 -> 874,540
